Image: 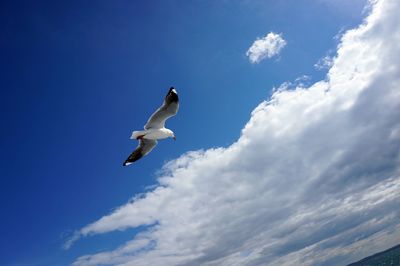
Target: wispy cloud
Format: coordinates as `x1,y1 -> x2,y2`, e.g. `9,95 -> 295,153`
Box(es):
246,32 -> 286,64
314,55 -> 334,70
69,1 -> 400,265
273,75 -> 312,93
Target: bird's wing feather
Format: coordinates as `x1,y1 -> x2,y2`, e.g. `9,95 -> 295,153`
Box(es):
144,87 -> 179,129
123,139 -> 157,166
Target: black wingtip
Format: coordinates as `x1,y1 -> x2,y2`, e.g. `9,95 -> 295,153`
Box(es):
168,87 -> 177,94
166,87 -> 178,103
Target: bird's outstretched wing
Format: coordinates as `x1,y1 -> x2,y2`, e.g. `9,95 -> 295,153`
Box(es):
123,139 -> 157,166
144,87 -> 179,129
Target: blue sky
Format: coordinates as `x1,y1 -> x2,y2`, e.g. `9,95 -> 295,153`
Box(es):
4,0 -> 400,265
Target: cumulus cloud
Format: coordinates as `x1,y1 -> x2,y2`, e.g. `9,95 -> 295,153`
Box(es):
246,32 -> 286,63
69,0 -> 400,265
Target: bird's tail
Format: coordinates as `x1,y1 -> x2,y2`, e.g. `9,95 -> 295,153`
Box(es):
130,130 -> 145,140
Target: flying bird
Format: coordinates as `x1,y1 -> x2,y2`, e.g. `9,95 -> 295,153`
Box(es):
123,87 -> 179,166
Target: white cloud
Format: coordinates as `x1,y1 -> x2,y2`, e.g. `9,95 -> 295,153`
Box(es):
246,32 -> 286,63
69,0 -> 400,265
273,75 -> 312,93
314,55 -> 334,70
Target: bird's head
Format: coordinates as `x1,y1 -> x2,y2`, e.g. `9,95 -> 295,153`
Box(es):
166,129 -> 176,141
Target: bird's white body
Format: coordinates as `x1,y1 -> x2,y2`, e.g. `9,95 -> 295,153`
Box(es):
131,128 -> 174,140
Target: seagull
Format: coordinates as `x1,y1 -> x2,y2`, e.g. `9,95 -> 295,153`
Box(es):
123,87 -> 179,166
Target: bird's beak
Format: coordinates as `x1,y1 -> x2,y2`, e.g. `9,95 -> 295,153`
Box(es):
173,136 -> 176,141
